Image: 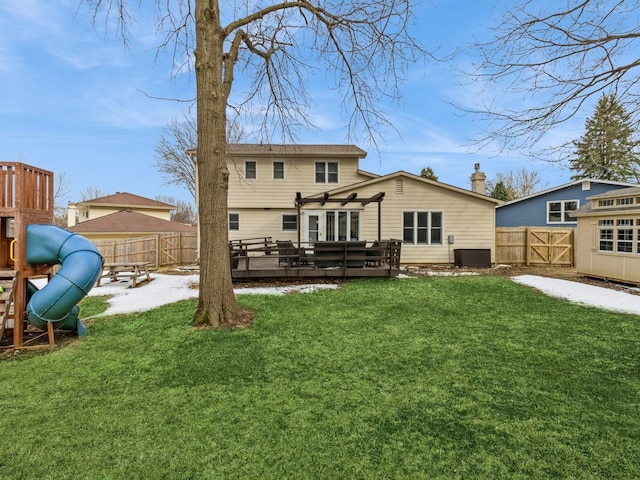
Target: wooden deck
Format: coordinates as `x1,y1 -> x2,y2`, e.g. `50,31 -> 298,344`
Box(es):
230,239 -> 402,280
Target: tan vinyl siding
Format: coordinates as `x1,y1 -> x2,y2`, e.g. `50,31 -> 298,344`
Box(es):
301,175 -> 496,264
227,208 -> 301,243
228,157 -> 370,209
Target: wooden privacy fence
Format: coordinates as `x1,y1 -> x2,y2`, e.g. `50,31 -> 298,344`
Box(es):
93,233 -> 198,268
495,227 -> 575,266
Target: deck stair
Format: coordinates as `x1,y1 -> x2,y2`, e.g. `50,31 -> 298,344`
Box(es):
0,270 -> 18,342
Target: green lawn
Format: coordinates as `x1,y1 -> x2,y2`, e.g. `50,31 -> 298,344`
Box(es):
1,276 -> 639,479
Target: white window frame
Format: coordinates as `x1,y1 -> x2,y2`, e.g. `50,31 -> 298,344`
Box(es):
245,161 -> 257,180
598,219 -> 614,252
402,211 -> 443,246
315,162 -> 339,184
228,212 -> 240,231
616,218 -> 633,253
281,213 -> 297,232
273,161 -> 285,180
547,199 -> 579,224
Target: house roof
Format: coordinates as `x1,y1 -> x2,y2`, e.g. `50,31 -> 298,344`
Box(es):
68,210 -> 196,234
306,170 -> 501,204
572,186 -> 640,218
76,192 -> 175,209
496,178 -> 636,208
585,185 -> 640,200
188,143 -> 368,159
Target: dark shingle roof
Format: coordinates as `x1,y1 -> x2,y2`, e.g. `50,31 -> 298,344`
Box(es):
68,210 -> 196,234
187,143 -> 367,158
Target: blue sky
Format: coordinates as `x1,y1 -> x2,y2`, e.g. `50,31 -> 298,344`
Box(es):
0,0 -> 584,207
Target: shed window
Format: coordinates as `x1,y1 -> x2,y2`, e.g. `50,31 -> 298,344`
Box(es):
598,219 -> 614,252
616,219 -> 633,253
547,200 -> 578,223
617,197 -> 634,206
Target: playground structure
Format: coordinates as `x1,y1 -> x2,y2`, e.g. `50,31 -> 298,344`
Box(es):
0,162 -> 103,355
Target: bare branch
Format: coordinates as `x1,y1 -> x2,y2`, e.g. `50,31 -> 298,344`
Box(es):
464,0 -> 640,154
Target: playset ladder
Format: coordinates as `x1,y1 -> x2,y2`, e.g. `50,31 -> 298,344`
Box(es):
0,270 -> 18,342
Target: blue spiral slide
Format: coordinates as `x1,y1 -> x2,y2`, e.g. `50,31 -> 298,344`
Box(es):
25,224 -> 103,336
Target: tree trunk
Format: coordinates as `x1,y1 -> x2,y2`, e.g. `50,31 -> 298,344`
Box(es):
192,0 -> 239,327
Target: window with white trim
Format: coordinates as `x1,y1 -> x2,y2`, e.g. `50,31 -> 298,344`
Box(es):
282,214 -> 297,231
325,211 -> 360,241
273,161 -> 284,180
402,211 -> 443,245
598,199 -> 614,207
616,219 -> 633,253
229,213 -> 239,231
315,162 -> 338,183
245,161 -> 257,180
598,219 -> 614,252
547,200 -> 579,223
617,197 -> 634,206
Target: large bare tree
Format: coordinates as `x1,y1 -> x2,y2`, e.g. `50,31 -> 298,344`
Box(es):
155,113 -> 246,199
81,0 -> 424,327
469,0 -> 640,154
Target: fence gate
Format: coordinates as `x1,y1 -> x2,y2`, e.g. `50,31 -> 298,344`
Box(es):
496,227 -> 574,266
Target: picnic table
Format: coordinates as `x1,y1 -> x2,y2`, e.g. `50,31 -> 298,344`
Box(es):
96,262 -> 151,288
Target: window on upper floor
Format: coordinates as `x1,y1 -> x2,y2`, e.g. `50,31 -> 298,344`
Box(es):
547,200 -> 579,223
315,162 -> 338,183
273,161 -> 284,180
229,213 -> 239,231
245,161 -> 257,180
617,197 -> 634,206
598,199 -> 614,207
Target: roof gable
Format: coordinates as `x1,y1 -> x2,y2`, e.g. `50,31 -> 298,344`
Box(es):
497,178 -> 636,208
78,192 -> 175,209
308,170 -> 500,204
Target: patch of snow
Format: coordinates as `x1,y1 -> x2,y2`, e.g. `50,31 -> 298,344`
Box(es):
512,275 -> 640,315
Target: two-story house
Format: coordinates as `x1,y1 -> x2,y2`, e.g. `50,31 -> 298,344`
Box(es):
66,192 -> 196,242
219,143 -> 499,264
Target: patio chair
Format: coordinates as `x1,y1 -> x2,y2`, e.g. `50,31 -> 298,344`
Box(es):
276,240 -> 302,267
366,240 -> 389,266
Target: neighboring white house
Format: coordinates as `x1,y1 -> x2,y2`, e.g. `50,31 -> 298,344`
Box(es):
573,186 -> 640,285
211,143 -> 500,265
67,192 -> 175,226
66,192 -> 196,243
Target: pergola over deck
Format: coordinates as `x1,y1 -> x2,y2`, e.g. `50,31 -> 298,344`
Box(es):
229,191 -> 400,280
294,191 -> 386,244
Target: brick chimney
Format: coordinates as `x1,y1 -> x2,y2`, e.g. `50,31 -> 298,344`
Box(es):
470,163 -> 486,195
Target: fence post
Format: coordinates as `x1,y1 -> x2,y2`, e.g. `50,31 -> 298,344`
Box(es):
525,227 -> 531,266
